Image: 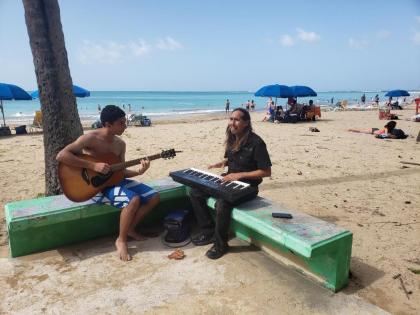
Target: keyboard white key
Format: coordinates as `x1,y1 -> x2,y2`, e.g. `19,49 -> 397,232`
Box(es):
189,167 -> 250,189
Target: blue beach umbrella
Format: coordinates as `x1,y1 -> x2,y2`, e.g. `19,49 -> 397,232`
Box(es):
289,85 -> 317,97
255,84 -> 294,108
384,89 -> 410,98
0,83 -> 32,127
31,84 -> 91,98
254,84 -> 294,98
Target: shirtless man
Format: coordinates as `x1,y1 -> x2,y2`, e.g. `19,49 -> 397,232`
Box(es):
56,105 -> 160,261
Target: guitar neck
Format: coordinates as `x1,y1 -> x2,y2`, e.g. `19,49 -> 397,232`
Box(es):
110,153 -> 162,172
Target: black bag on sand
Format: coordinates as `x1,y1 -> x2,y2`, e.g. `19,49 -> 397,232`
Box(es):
162,210 -> 191,247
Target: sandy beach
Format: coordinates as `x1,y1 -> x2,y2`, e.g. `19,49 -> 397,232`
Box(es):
1,106 -> 419,314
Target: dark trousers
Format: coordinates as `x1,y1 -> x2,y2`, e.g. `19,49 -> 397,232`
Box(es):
189,187 -> 257,248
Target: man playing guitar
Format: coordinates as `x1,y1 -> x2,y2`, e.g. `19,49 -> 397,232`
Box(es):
56,105 -> 160,261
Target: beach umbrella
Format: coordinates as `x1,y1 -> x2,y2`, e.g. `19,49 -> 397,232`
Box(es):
0,83 -> 32,127
289,85 -> 317,97
254,84 -> 294,98
384,90 -> 410,97
254,84 -> 294,107
31,84 -> 91,98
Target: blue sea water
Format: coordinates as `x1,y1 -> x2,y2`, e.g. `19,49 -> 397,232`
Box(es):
2,90 -> 413,124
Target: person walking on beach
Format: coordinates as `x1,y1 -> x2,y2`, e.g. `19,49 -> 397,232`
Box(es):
361,94 -> 366,105
97,104 -> 101,113
189,108 -> 271,259
250,100 -> 255,111
56,105 -> 160,261
225,99 -> 230,114
374,94 -> 379,105
246,100 -> 251,111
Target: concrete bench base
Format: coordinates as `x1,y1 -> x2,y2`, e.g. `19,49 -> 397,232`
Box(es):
206,197 -> 352,292
5,178 -> 188,258
5,178 -> 352,292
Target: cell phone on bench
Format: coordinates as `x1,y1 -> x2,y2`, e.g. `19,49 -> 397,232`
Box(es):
272,212 -> 293,219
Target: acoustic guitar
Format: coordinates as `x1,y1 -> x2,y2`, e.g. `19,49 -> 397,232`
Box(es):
58,149 -> 179,202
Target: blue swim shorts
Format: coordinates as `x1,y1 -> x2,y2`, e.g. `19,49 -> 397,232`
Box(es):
92,179 -> 158,209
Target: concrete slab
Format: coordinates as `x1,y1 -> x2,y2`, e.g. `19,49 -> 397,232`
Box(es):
0,237 -> 388,315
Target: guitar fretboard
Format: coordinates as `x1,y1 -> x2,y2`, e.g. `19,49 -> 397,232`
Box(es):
110,153 -> 162,172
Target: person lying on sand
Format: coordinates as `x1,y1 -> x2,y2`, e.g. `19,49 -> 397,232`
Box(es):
348,121 -> 407,139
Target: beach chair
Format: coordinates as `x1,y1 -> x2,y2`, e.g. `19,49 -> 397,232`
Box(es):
128,114 -> 152,127
340,100 -> 348,110
304,105 -> 321,121
28,110 -> 43,133
32,110 -> 42,128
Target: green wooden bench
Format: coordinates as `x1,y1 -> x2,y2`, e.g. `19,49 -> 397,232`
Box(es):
206,197 -> 352,292
4,178 -> 352,292
4,178 -> 188,258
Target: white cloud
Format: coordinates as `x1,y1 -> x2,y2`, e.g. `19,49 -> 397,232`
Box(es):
296,28 -> 320,43
128,39 -> 151,56
412,32 -> 420,45
280,34 -> 295,47
77,37 -> 183,64
156,37 -> 183,51
348,37 -> 369,49
78,40 -> 125,64
377,30 -> 390,39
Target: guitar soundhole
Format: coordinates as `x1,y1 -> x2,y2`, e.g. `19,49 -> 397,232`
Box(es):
91,172 -> 113,187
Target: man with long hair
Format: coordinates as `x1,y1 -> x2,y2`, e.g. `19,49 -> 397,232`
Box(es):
190,108 -> 272,259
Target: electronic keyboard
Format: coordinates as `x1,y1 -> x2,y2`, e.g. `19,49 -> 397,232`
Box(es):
169,168 -> 258,204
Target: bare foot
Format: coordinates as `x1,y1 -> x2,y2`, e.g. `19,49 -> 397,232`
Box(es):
115,238 -> 132,261
128,229 -> 148,241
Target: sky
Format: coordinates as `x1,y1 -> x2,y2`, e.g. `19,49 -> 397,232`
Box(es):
1,0 -> 420,92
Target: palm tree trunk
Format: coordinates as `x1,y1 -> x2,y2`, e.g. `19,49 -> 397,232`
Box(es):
22,0 -> 83,196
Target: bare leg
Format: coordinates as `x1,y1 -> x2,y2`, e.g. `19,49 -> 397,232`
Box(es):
115,196 -> 140,261
347,128 -> 373,134
128,194 -> 160,241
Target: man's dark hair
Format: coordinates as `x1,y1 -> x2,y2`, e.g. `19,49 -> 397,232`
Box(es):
100,105 -> 126,126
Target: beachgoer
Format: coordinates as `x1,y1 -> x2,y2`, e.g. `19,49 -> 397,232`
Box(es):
250,100 -> 255,111
246,100 -> 251,111
348,121 -> 407,139
386,97 -> 393,109
274,105 -> 284,122
56,105 -> 160,261
331,97 -> 334,105
287,97 -> 298,113
225,99 -> 230,114
97,104 -> 101,112
189,108 -> 271,259
266,97 -> 272,109
361,94 -> 366,105
374,94 -> 379,105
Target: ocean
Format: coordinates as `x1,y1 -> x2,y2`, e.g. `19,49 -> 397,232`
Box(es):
2,90 -> 416,125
